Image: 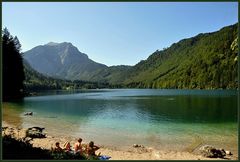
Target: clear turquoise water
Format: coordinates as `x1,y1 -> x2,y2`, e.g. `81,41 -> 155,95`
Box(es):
3,89 -> 238,152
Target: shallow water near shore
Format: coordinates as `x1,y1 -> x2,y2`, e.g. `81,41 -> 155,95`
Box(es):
2,89 -> 238,154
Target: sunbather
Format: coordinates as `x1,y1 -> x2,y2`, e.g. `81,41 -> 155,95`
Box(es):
63,141 -> 72,152
74,138 -> 83,154
54,142 -> 63,153
86,141 -> 100,158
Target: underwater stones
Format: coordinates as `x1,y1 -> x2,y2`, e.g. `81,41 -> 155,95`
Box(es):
24,112 -> 33,116
133,144 -> 145,148
132,144 -> 149,153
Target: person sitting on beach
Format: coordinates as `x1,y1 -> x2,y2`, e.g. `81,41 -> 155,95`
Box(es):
63,141 -> 72,153
74,138 -> 83,154
54,142 -> 63,153
86,141 -> 100,158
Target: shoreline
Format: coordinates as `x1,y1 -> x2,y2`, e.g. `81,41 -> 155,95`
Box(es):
2,121 -> 238,160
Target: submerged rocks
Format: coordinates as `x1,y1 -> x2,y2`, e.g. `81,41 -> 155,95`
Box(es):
132,144 -> 150,153
133,144 -> 145,148
26,127 -> 46,138
24,112 -> 33,116
199,145 -> 226,158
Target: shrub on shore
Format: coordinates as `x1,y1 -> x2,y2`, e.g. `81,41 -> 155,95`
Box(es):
2,135 -> 88,160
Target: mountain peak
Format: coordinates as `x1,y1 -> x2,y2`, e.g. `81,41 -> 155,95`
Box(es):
24,41 -> 107,80
46,42 -> 59,46
46,42 -> 73,46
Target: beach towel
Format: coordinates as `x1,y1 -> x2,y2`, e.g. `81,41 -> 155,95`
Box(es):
99,155 -> 111,160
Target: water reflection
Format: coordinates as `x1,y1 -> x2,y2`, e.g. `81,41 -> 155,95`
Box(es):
132,95 -> 237,123
21,90 -> 238,124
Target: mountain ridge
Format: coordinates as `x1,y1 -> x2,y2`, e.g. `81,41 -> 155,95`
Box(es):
24,23 -> 238,89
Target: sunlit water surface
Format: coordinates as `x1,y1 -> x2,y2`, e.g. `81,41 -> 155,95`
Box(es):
3,89 -> 238,153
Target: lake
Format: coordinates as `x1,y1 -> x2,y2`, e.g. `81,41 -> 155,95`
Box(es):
2,89 -> 238,153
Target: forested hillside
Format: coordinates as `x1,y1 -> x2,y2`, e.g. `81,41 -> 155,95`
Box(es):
89,65 -> 131,84
99,23 -> 237,89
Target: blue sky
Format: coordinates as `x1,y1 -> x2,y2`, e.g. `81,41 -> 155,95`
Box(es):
2,2 -> 238,66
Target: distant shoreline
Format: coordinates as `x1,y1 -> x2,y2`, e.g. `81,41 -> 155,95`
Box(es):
24,88 -> 238,97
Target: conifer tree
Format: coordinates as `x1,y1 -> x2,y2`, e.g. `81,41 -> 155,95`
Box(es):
2,28 -> 25,101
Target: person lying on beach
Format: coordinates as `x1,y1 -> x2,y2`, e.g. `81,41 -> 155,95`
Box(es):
74,138 -> 83,154
86,141 -> 100,158
54,142 -> 63,153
